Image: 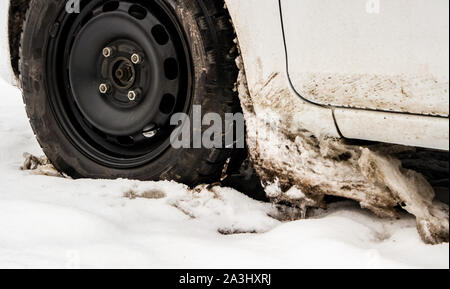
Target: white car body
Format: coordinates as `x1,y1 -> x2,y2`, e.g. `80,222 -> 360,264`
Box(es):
0,1 -> 13,84
1,0 -> 449,150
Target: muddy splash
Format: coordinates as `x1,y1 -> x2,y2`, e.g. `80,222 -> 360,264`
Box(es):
235,56 -> 449,245
298,72 -> 449,117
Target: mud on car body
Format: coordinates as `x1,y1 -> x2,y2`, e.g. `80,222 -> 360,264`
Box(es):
0,0 -> 448,244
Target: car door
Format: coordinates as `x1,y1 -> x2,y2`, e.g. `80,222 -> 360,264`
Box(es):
280,0 -> 449,117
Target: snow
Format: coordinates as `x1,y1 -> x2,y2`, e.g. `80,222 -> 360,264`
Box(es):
0,79 -> 448,269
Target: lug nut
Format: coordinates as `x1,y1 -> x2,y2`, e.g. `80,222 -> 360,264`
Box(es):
102,47 -> 113,58
99,83 -> 110,94
131,53 -> 142,64
128,90 -> 138,101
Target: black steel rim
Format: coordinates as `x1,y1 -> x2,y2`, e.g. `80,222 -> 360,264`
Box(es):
45,0 -> 193,169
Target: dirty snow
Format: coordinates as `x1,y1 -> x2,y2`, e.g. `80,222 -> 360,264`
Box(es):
0,79 -> 448,269
234,55 -> 449,245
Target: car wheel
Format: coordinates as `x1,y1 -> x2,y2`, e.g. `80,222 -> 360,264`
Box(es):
20,0 -> 240,184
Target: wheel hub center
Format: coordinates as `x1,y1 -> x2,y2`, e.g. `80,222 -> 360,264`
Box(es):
110,57 -> 136,89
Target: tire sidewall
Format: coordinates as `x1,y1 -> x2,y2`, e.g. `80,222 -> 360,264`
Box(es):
21,0 -> 234,183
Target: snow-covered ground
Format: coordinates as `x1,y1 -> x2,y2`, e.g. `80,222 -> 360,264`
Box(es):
0,79 -> 448,269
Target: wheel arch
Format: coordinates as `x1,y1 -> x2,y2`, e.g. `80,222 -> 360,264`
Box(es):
224,0 -> 340,138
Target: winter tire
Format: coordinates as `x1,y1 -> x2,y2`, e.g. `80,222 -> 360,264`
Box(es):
20,0 -> 240,184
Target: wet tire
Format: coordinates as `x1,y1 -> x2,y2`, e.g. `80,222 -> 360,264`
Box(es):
20,0 -> 240,185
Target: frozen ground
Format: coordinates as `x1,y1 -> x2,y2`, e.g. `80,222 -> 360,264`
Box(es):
0,79 -> 448,269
